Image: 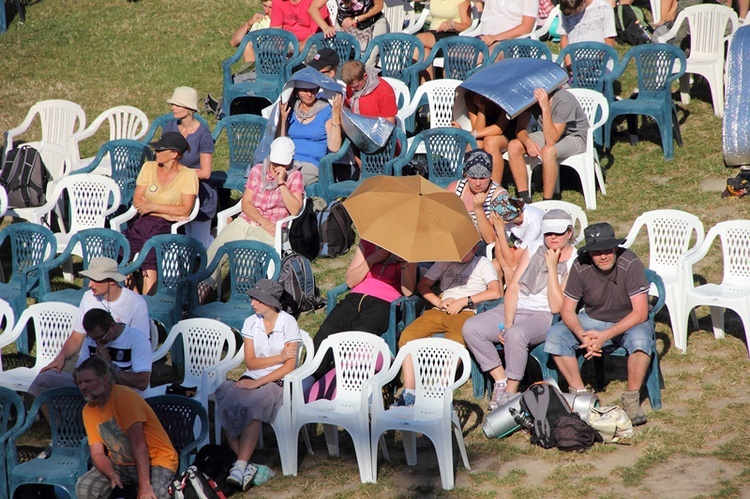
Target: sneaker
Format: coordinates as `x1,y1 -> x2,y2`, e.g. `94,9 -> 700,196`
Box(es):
393,390 -> 416,407
251,464 -> 276,486
621,390 -> 647,426
36,444 -> 52,459
242,463 -> 258,492
226,463 -> 246,489
488,381 -> 508,411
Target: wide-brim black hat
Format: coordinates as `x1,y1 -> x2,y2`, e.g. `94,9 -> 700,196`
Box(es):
580,222 -> 626,252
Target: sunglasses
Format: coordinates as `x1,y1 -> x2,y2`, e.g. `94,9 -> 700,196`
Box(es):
544,230 -> 569,237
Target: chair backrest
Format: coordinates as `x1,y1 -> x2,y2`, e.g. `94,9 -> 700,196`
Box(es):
409,128 -> 477,188
703,220 -> 750,288
9,302 -> 79,371
145,394 -> 209,473
649,0 -> 662,25
143,113 -> 211,144
30,387 -> 87,450
556,42 -> 619,92
622,43 -> 686,99
22,141 -> 74,184
89,139 -> 152,206
392,337 -> 470,408
407,79 -> 462,129
326,0 -> 338,21
381,77 -> 411,109
532,200 -> 589,245
211,240 -> 282,303
136,235 -> 207,299
0,223 -> 55,282
169,318 -> 238,389
92,105 -> 149,142
623,209 -> 705,277
492,39 -> 553,61
675,4 -> 739,59
212,114 -> 268,173
566,88 -> 610,141
382,0 -> 418,32
429,37 -> 490,80
320,331 -> 391,405
363,33 -> 424,81
48,174 -> 122,234
250,28 -> 301,80
6,100 -> 86,153
359,127 -> 407,178
299,32 -> 362,76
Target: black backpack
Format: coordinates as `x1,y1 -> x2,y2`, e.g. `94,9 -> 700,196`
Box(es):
615,4 -> 652,46
553,413 -> 603,452
191,444 -> 236,495
0,144 -> 50,208
519,382 -> 573,449
169,466 -> 226,499
317,199 -> 356,258
277,252 -> 326,316
289,200 -> 320,261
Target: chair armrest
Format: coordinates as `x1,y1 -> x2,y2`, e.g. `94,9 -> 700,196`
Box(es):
326,282 -> 350,315
171,198 -> 200,234
217,201 -> 243,235
403,7 -> 430,34
150,328 -> 180,364
110,206 -> 138,232
4,110 -> 37,152
223,35 -> 252,86
0,320 -> 26,350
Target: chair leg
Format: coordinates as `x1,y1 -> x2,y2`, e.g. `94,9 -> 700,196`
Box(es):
645,352 -> 662,410
323,423 -> 340,457
470,358 -> 486,399
679,73 -> 691,105
402,430 -> 418,466
709,306 -> 726,339
529,343 -> 558,383
672,105 -> 683,148
452,415 -> 470,470
432,432 -> 456,490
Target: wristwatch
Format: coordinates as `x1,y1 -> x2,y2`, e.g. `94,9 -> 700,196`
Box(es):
467,296 -> 474,308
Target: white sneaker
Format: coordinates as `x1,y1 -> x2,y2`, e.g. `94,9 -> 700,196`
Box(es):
226,463 -> 245,489
489,381 -> 508,411
242,463 -> 259,492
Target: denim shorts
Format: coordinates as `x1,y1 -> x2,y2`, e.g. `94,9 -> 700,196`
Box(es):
544,311 -> 655,357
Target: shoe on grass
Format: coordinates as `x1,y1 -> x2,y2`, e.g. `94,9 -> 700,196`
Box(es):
621,390 -> 647,426
488,381 -> 508,411
226,462 -> 245,489
242,463 -> 258,492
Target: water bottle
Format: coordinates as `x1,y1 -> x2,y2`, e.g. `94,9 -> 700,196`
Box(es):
498,323 -> 506,341
509,407 -> 534,432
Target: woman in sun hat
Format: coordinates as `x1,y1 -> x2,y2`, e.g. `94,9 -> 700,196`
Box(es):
124,131 -> 198,294
214,279 -> 301,492
162,86 -> 217,249
463,209 -> 577,411
488,192 -> 544,283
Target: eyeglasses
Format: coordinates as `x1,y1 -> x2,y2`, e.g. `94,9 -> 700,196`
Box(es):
88,328 -> 111,344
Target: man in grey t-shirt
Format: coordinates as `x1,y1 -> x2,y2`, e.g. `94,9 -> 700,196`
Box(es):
508,87 -> 589,202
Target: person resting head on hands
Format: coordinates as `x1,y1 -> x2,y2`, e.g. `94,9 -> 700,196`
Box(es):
125,132 -> 199,295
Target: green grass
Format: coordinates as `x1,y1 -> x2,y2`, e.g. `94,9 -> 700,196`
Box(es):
3,0 -> 750,497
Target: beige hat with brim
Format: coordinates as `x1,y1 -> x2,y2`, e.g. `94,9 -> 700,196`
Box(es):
166,86 -> 199,112
79,257 -> 127,282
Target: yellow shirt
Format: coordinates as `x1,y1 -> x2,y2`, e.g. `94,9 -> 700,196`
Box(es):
136,161 -> 199,206
82,385 -> 178,472
428,0 -> 464,31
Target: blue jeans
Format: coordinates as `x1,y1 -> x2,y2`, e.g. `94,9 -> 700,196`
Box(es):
544,311 -> 655,358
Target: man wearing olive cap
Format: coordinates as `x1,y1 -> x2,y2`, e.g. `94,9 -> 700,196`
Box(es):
544,222 -> 654,425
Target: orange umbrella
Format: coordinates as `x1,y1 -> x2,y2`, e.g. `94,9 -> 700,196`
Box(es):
342,175 -> 480,262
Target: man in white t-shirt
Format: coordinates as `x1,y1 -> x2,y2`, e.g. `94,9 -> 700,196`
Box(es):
394,247 -> 502,406
558,0 -> 617,48
477,0 -> 539,49
27,257 -> 151,398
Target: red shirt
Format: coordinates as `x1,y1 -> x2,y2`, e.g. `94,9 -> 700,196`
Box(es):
271,0 -> 329,43
345,79 -> 398,120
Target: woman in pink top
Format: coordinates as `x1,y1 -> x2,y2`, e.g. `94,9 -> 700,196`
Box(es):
311,240 -> 417,378
271,0 -> 331,45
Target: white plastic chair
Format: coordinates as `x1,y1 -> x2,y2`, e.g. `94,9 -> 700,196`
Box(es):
397,79 -> 461,134
370,338 -> 471,490
650,0 -> 663,25
4,100 -> 86,163
217,197 -> 308,258
532,199 -> 589,245
68,105 -> 149,171
656,4 -> 739,118
0,185 -> 8,218
110,198 -> 200,235
146,318 -> 238,409
14,174 -> 122,265
622,209 -> 705,353
677,220 -> 750,356
204,330 -> 315,474
0,302 -> 78,393
524,5 -> 560,40
382,0 -> 425,33
286,331 -> 392,482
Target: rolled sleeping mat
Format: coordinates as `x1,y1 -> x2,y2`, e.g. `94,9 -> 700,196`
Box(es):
723,25 -> 750,167
562,391 -> 600,422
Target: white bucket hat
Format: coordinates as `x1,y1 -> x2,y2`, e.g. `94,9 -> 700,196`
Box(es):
166,86 -> 199,112
79,257 -> 126,282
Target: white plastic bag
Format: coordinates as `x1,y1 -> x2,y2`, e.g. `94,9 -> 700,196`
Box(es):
588,405 -> 634,443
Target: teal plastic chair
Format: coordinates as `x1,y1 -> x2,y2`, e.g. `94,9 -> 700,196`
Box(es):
316,128 -> 407,203
189,240 -> 281,331
556,42 -> 619,92
361,33 -> 425,96
210,114 -> 268,193
7,387 -> 88,499
288,32 -> 361,79
490,38 -> 553,62
0,387 -> 25,499
602,43 -> 686,160
146,395 -> 209,474
37,228 -> 131,306
393,128 -> 478,188
0,223 -> 56,353
222,28 -> 300,114
143,113 -> 211,144
73,138 -> 153,207
528,269 -> 666,409
121,234 -> 207,333
409,36 -> 489,82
